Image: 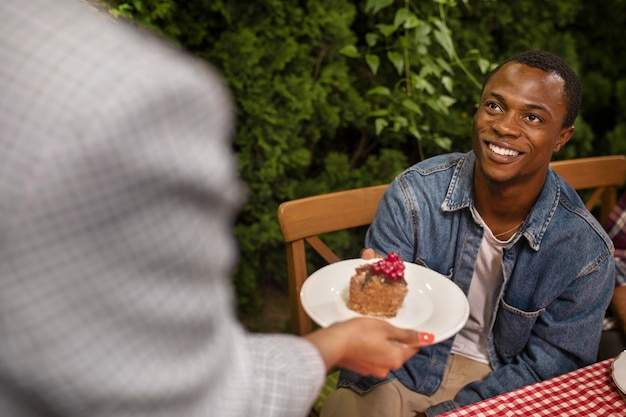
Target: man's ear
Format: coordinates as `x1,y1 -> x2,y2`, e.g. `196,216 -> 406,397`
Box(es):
554,126 -> 575,152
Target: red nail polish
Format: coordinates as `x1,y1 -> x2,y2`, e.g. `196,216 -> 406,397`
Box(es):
419,332 -> 435,344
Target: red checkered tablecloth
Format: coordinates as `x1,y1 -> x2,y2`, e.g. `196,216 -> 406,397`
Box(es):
439,359 -> 626,416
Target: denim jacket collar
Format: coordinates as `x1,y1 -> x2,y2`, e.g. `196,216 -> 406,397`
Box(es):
443,151 -> 559,252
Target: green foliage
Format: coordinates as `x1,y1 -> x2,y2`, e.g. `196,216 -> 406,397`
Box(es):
100,0 -> 625,325
605,76 -> 626,156
340,0 -> 490,160
107,0 -> 180,39
103,0 -> 387,318
566,0 -> 626,154
204,2 -> 377,318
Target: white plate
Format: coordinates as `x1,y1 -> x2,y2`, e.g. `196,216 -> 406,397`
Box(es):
300,258 -> 469,344
612,351 -> 626,393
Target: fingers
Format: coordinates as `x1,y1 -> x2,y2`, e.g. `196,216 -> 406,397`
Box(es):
388,340 -> 420,367
390,333 -> 434,349
343,319 -> 433,373
356,335 -> 421,377
309,318 -> 436,378
420,331 -> 435,345
339,347 -> 412,378
388,326 -> 435,348
359,248 -> 381,259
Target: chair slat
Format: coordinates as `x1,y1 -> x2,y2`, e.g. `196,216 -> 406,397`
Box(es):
551,155 -> 626,224
305,236 -> 341,264
278,185 -> 387,242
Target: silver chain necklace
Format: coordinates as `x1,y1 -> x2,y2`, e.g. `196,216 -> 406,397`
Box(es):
494,221 -> 524,238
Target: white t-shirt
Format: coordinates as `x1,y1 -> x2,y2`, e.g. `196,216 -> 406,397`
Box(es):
451,214 -> 511,364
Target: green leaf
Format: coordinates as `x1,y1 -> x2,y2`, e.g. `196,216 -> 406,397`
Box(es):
426,97 -> 450,115
290,148 -> 311,167
408,126 -> 422,140
434,29 -> 454,58
392,116 -> 409,132
369,109 -> 390,117
365,32 -> 379,47
394,8 -> 410,28
413,21 -> 432,42
436,57 -> 454,74
374,117 -> 389,135
367,86 -> 391,96
432,20 -> 454,58
365,0 -> 394,15
132,0 -> 145,13
440,95 -> 457,107
414,77 -> 435,94
404,14 -> 421,29
434,136 -> 453,151
478,58 -> 491,74
393,115 -> 409,127
339,44 -> 361,58
377,24 -> 397,37
442,75 -> 453,93
419,58 -> 441,78
118,3 -> 133,12
402,99 -> 423,115
387,51 -> 404,75
365,54 -> 381,75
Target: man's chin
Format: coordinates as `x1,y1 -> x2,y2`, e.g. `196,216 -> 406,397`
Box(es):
476,162 -> 521,186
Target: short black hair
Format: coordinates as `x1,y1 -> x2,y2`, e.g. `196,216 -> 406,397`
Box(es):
482,50 -> 582,128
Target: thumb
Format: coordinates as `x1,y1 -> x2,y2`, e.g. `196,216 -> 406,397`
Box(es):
360,248 -> 380,259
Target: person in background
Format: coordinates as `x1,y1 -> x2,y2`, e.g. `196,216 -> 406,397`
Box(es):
0,1 -> 433,416
599,190 -> 626,360
321,50 -> 615,417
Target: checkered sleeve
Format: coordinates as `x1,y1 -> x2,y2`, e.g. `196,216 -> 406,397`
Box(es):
604,191 -> 626,287
246,334 -> 326,417
0,1 -> 324,416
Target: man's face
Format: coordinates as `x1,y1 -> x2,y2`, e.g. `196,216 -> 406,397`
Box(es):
472,62 -> 574,186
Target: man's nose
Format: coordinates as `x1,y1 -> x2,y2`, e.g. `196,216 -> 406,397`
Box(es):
492,112 -> 521,137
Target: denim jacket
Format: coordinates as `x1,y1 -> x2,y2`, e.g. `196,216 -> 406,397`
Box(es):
337,151 -> 615,416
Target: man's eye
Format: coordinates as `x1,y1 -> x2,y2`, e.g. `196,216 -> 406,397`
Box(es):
485,101 -> 501,111
526,114 -> 543,123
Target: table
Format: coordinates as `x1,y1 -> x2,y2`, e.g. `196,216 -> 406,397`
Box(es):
439,358 -> 626,416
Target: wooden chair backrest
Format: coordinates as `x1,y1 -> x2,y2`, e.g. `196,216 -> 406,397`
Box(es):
277,155 -> 626,335
550,155 -> 626,224
277,184 -> 387,335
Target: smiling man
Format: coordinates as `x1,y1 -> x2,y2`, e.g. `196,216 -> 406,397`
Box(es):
321,50 -> 615,417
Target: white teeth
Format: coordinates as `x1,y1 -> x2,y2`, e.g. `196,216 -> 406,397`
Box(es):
489,143 -> 519,157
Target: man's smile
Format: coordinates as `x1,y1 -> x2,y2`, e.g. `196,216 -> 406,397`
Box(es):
487,142 -> 521,157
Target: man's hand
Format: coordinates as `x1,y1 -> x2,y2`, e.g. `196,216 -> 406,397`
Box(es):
360,248 -> 382,259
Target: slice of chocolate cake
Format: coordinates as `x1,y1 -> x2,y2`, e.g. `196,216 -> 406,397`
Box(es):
347,252 -> 408,317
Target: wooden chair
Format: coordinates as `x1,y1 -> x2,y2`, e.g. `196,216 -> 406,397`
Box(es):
277,155 -> 626,337
276,184 -> 387,417
550,155 -> 626,225
277,184 -> 388,336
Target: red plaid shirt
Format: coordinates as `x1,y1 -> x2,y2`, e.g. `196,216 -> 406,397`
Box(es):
604,190 -> 626,287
